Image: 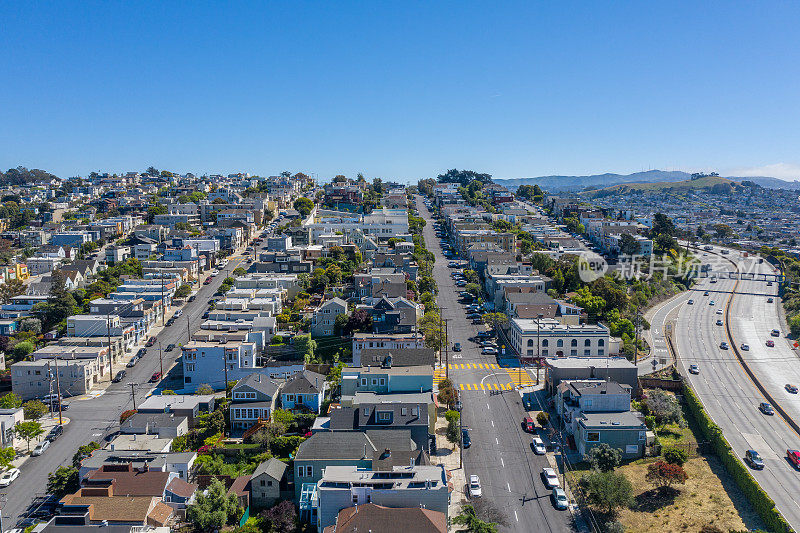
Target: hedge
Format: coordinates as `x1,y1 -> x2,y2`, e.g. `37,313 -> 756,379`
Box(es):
683,383 -> 793,533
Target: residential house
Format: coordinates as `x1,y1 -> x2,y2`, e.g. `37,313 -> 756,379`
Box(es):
250,458 -> 287,508
323,504 -> 446,533
229,373 -> 282,431
351,333 -> 426,366
311,298 -> 347,337
508,318 -> 610,361
280,370 -> 327,413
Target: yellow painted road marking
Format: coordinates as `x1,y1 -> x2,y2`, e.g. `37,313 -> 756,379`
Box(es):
459,384 -> 464,390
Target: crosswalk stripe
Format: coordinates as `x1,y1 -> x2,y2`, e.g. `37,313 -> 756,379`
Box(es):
480,383 -> 485,390
459,384 -> 464,390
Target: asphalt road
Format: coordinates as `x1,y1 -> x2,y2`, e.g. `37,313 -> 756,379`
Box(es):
1,254 -> 245,528
415,196 -> 574,533
662,248 -> 800,529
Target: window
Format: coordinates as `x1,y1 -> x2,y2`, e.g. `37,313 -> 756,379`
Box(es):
286,394 -> 295,402
298,466 -> 305,477
570,349 -> 577,356
542,339 -> 549,347
360,378 -> 367,387
557,339 -> 563,347
527,339 -> 533,347
260,479 -> 265,487
598,349 -> 604,356
542,350 -> 548,357
598,339 -> 605,347
401,407 -> 407,415
267,480 -> 273,486
379,378 -> 385,386
584,339 -> 591,347
527,349 -> 534,356
584,399 -> 593,407
377,411 -> 391,422
371,378 -> 378,386
584,349 -> 591,356
586,432 -> 600,442
571,339 -> 577,347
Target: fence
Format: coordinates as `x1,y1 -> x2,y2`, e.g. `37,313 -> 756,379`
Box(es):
639,377 -> 683,392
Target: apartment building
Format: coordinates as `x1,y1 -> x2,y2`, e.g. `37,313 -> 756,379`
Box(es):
351,333 -> 427,366
508,318 -> 611,361
454,229 -> 516,256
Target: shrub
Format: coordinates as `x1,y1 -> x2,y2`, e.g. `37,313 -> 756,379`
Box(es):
646,460 -> 688,490
663,447 -> 688,466
120,409 -> 137,424
269,436 -> 305,458
536,411 -> 550,427
588,443 -> 621,472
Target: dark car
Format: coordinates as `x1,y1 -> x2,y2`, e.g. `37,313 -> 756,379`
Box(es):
453,343 -> 461,352
745,449 -> 765,470
137,348 -> 147,357
165,344 -> 176,352
146,337 -> 156,347
166,317 -> 175,326
462,428 -> 471,448
112,370 -> 126,383
150,372 -> 162,382
202,311 -> 209,319
46,425 -> 63,442
188,295 -> 197,302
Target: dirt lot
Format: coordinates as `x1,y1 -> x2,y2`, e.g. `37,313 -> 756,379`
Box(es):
614,455 -> 765,533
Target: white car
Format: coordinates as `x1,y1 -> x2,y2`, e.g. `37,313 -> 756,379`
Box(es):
542,467 -> 560,488
32,440 -> 50,456
468,475 -> 482,498
0,468 -> 20,487
532,437 -> 546,455
716,309 -> 723,315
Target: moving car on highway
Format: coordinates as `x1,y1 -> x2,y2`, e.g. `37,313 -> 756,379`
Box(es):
745,449 -> 765,470
688,364 -> 700,374
720,342 -> 729,350
759,402 -> 774,415
786,384 -> 799,394
788,449 -> 800,469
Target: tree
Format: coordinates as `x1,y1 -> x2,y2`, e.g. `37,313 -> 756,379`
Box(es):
437,169 -> 493,186
0,447 -> 15,471
645,390 -> 685,430
463,269 -> 479,284
572,287 -> 606,319
419,312 -> 444,350
0,279 -> 25,304
713,223 -> 735,239
196,384 -> 214,395
259,499 -> 297,533
582,470 -> 634,514
14,420 -> 44,452
589,443 -> 622,472
293,197 -> 314,217
343,309 -> 372,335
23,400 -> 48,420
12,341 -> 35,360
619,233 -> 641,256
47,466 -> 79,497
646,460 -> 688,491
437,378 -> 458,408
175,284 -> 191,298
465,283 -> 481,297
0,393 -> 22,409
452,504 -> 498,533
481,312 -> 508,330
294,334 -> 317,362
232,267 -> 246,276
536,411 -> 550,427
445,410 -> 461,448
187,477 -> 241,531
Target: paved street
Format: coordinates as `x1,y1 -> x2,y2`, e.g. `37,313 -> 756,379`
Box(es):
416,196 -> 574,532
1,255 -> 245,527
648,249 -> 800,529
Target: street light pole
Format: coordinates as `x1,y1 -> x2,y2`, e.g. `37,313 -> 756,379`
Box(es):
536,314 -> 543,385
158,341 -> 164,378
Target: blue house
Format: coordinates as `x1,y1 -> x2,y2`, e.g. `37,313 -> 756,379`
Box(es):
281,370 -> 327,413
0,319 -> 18,336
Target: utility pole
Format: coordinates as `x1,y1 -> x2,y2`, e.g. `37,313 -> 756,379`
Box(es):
129,382 -> 137,410
186,316 -> 191,345
106,314 -> 114,378
54,357 -> 63,425
161,269 -> 165,326
223,348 -> 229,400
634,306 -> 641,365
444,319 -> 450,380
536,314 -> 543,385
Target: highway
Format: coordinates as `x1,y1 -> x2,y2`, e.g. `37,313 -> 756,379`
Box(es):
662,248 -> 800,529
415,196 -> 574,533
1,254 -> 245,528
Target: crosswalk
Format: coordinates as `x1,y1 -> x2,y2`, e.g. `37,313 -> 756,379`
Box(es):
458,382 -> 515,391
434,368 -> 447,387
444,363 -> 503,370
507,368 -> 536,387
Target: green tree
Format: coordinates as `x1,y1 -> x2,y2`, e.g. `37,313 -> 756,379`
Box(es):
14,420 -> 44,452
0,447 -> 15,470
481,312 -> 508,330
0,279 -> 25,304
589,443 -> 622,472
645,390 -> 685,430
47,466 -> 79,497
293,197 -> 315,217
572,287 -> 606,319
619,233 -> 641,256
452,504 -> 498,533
445,411 -> 461,448
187,477 -> 242,531
0,393 -> 22,409
23,400 -> 48,420
12,341 -> 35,360
175,284 -> 191,298
437,378 -> 458,408
465,283 -> 481,297
72,441 -> 101,467
463,269 -> 479,284
663,447 -> 688,466
582,470 -> 634,514
232,267 -> 247,276
294,334 -> 317,363
196,384 -> 214,395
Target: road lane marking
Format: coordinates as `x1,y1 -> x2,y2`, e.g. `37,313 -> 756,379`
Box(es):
501,457 -> 505,467
491,420 -> 494,427
459,384 -> 464,390
507,482 -> 511,492
487,403 -> 490,410
514,510 -> 518,521
496,437 -> 499,445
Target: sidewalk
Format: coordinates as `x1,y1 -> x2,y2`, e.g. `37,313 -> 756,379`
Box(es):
429,412 -> 467,529
11,413 -> 71,468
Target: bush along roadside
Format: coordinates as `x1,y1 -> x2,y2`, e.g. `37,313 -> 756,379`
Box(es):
683,382 -> 793,533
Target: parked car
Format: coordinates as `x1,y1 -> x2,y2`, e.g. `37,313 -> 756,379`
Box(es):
174,309 -> 183,318
786,384 -> 799,394
468,475 -> 482,498
188,295 -> 196,302
453,343 -> 461,352
150,372 -> 162,382
788,449 -> 800,469
46,425 -> 63,442
703,291 -> 710,296
137,348 -> 147,357
709,300 -> 716,305
551,487 -> 569,510
32,440 -> 50,456
759,402 -> 774,415
0,468 -> 20,487
462,428 -> 471,448
523,417 -> 535,432
688,364 -> 700,374
165,344 -> 175,352
766,340 -> 775,347
204,278 -> 212,285
112,370 -> 126,383
541,467 -> 560,488
146,337 -> 156,347
481,347 -> 498,355
126,357 -> 138,368
745,449 -> 765,470
741,344 -> 750,351
532,437 -> 546,455
472,317 -> 483,324
466,312 -> 481,319
166,317 -> 175,326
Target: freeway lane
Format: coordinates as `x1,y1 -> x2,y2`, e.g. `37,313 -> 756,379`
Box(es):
415,196 -> 573,533
1,255 -> 245,527
672,251 -> 800,529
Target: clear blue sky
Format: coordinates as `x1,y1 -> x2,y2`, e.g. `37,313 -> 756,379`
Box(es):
3,2 -> 800,182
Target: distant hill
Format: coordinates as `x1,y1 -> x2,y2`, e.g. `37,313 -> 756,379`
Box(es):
495,170 -> 800,191
581,176 -> 744,198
